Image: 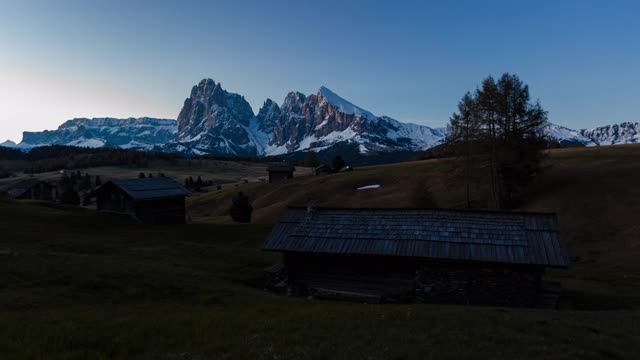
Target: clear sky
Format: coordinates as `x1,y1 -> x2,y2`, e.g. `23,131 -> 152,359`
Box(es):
1,0 -> 639,142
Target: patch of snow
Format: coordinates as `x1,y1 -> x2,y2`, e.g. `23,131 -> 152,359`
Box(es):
357,184 -> 381,190
66,138 -> 106,148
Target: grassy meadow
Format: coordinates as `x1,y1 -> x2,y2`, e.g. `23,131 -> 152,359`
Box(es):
1,145 -> 640,359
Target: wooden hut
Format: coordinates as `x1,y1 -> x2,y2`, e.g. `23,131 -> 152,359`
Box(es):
263,207 -> 569,306
267,164 -> 295,183
0,178 -> 58,201
314,164 -> 333,176
95,178 -> 190,224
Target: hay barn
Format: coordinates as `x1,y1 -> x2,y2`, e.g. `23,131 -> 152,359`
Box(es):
0,178 -> 58,201
263,207 -> 569,307
95,178 -> 190,224
267,164 -> 295,183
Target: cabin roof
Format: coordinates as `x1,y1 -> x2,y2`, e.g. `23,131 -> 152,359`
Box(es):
101,178 -> 191,201
263,207 -> 569,267
267,164 -> 296,172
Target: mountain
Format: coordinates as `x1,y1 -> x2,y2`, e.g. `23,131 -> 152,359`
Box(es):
544,124 -> 595,146
17,117 -> 176,150
0,140 -> 17,148
259,86 -> 444,156
173,80 -> 444,157
9,78 -> 638,160
545,122 -> 640,147
580,122 -> 640,146
173,79 -> 269,156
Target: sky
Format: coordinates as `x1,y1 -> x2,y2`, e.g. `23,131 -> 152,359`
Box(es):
1,0 -> 639,142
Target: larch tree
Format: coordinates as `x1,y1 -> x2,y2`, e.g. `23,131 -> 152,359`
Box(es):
447,73 -> 548,209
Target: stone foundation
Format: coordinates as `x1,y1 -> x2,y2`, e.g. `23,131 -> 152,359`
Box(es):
415,263 -> 543,307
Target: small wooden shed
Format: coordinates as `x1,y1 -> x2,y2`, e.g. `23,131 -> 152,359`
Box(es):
267,164 -> 295,183
0,178 -> 58,201
95,178 -> 190,224
314,164 -> 333,176
263,207 -> 569,306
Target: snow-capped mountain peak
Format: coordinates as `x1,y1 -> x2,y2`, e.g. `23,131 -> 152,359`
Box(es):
263,86 -> 445,155
318,86 -> 377,119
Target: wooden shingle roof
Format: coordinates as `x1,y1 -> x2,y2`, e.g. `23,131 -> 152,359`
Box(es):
101,178 -> 191,201
263,207 -> 569,267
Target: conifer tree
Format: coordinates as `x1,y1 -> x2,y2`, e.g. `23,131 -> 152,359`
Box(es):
447,73 -> 547,208
332,155 -> 345,172
229,192 -> 253,223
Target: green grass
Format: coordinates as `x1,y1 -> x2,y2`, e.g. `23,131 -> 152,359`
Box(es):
3,145 -> 640,359
2,199 -> 640,359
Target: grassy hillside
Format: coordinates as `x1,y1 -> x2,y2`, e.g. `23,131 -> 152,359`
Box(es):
2,145 -> 640,359
188,145 -> 640,271
1,199 -> 640,359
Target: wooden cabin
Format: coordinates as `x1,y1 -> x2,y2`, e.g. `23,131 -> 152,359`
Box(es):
314,164 -> 333,176
263,207 -> 569,307
95,178 -> 190,224
267,164 -> 295,183
0,178 -> 58,201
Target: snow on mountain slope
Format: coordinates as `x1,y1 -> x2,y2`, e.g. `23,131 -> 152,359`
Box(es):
318,86 -> 377,119
261,86 -> 445,155
544,122 -> 640,147
544,123 -> 595,146
580,122 -> 640,145
17,117 -> 177,150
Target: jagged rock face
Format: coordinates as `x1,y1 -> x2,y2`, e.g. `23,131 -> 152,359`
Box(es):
255,99 -> 281,134
265,87 -> 443,155
18,117 -> 176,150
176,79 -> 264,156
580,122 -> 640,145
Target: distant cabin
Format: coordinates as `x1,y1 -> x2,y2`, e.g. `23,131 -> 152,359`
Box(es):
95,178 -> 190,224
267,164 -> 295,183
263,207 -> 569,307
314,164 -> 333,176
0,178 -> 58,201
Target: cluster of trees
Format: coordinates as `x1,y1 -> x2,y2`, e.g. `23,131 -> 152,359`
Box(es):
304,151 -> 347,172
0,147 -> 23,161
137,172 -> 169,179
0,145 -> 183,174
183,176 -> 217,191
58,171 -> 102,206
0,165 -> 11,179
446,73 -> 548,209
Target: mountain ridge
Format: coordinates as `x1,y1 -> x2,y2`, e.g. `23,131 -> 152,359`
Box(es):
6,79 -> 639,158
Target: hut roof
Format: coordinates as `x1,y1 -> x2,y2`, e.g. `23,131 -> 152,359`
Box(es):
267,164 -> 296,172
264,207 -> 569,267
100,178 -> 190,201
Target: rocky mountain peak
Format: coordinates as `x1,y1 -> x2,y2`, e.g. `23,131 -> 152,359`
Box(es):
0,140 -> 17,148
256,99 -> 281,134
175,79 -> 263,156
281,91 -> 307,113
